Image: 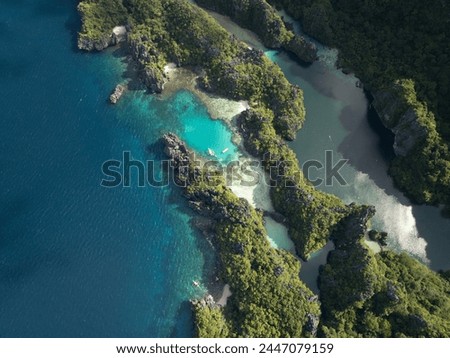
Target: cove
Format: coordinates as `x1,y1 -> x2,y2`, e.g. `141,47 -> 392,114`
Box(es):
0,0 -> 241,337
205,9 -> 450,271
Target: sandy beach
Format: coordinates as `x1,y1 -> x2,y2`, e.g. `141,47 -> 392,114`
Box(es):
217,284 -> 232,307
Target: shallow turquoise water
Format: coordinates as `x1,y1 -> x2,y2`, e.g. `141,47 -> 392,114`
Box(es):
168,91 -> 239,163
0,0 -> 238,337
209,9 -> 450,270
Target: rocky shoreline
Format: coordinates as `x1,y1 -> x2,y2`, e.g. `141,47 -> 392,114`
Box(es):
195,0 -> 318,63
78,25 -> 128,52
76,0 -> 450,338
162,132 -> 321,337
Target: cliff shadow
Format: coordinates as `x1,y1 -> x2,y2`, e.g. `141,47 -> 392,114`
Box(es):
64,0 -> 84,53
337,101 -> 408,203
110,46 -> 147,92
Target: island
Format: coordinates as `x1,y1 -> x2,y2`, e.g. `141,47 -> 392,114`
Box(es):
77,0 -> 450,337
265,0 -> 450,213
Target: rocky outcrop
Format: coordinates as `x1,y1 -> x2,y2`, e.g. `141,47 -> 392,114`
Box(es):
162,133 -> 253,223
195,0 -> 287,47
284,35 -> 318,63
162,133 -> 192,186
128,38 -> 166,94
78,35 -> 112,51
372,89 -> 428,157
319,205 -> 378,309
109,84 -> 125,104
332,204 -> 376,249
195,0 -> 317,63
305,313 -> 320,337
78,26 -> 128,52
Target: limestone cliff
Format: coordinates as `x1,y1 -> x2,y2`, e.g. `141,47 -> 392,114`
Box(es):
195,0 -> 317,63
372,87 -> 429,157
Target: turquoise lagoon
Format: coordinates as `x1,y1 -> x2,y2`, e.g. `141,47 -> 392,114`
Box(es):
0,0 -> 239,337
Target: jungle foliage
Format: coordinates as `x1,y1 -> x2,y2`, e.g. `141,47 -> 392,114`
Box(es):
268,0 -> 450,207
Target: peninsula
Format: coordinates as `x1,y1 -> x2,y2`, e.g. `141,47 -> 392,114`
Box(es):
77,0 -> 450,337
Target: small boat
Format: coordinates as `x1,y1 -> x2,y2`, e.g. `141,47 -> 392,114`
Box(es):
222,148 -> 229,154
207,148 -> 216,157
192,280 -> 200,287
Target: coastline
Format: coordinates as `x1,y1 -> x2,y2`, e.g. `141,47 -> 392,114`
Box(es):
160,64 -> 276,213
75,0 -> 450,338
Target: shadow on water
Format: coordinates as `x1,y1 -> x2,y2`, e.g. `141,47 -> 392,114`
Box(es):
169,301 -> 195,338
63,0 -> 84,53
111,46 -> 147,91
279,52 -> 404,200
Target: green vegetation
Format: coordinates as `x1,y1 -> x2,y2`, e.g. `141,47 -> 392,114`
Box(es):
319,206 -> 450,337
239,108 -> 347,259
387,80 -> 450,205
78,0 -> 128,41
79,0 -> 306,139
194,0 -> 317,63
164,134 -> 320,337
79,1 -> 450,338
267,0 -> 450,208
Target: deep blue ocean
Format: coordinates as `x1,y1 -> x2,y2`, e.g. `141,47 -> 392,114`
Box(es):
0,0 -> 240,337
2,0 -> 449,339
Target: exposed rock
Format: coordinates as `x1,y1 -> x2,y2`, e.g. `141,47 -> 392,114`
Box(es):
333,203 -> 376,249
232,242 -> 245,255
273,266 -> 284,277
263,210 -> 287,224
78,35 -> 112,52
192,294 -> 217,309
372,89 -> 428,156
128,37 -> 166,94
284,35 -> 318,63
404,314 -> 428,335
319,205 -> 378,310
305,313 -> 319,337
196,0 -> 317,63
78,26 -> 127,52
109,84 -> 126,104
112,26 -> 127,44
142,66 -> 165,93
162,133 -> 253,223
386,282 -> 400,302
